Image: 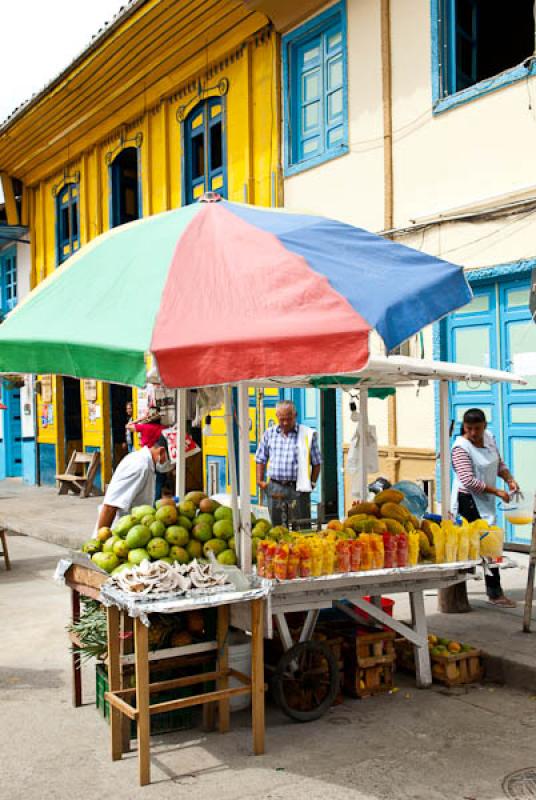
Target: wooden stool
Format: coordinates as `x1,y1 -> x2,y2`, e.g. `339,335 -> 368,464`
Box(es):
0,529 -> 11,570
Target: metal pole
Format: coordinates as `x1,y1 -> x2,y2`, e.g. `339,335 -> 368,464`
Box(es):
237,383 -> 252,573
175,389 -> 187,499
439,380 -> 451,519
522,491 -> 536,632
224,386 -> 241,558
359,388 -> 369,501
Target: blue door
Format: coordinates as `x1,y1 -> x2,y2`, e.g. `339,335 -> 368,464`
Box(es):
4,387 -> 22,477
498,279 -> 536,543
445,275 -> 536,544
206,454 -> 227,496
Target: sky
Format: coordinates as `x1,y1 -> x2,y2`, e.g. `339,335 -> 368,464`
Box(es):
0,0 -> 128,203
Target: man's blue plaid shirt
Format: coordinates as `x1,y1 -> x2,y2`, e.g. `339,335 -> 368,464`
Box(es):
255,424 -> 322,482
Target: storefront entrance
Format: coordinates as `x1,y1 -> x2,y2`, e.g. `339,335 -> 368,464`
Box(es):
110,385 -> 133,469
445,269 -> 536,544
63,378 -> 82,468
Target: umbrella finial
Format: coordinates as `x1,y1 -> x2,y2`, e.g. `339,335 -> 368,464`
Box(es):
199,192 -> 222,203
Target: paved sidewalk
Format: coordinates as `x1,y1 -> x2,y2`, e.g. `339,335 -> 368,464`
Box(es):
2,533 -> 536,800
0,477 -> 100,548
1,477 -> 535,692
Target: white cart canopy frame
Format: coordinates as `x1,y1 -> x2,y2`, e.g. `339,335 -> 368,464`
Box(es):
225,355 -> 525,573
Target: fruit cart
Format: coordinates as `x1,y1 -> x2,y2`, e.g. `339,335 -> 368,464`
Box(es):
226,356 -> 525,721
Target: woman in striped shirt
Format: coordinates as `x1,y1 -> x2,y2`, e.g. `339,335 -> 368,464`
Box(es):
451,408 -> 519,607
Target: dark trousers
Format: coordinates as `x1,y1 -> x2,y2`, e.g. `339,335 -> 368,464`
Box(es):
155,471 -> 167,502
265,481 -> 311,529
457,492 -> 503,599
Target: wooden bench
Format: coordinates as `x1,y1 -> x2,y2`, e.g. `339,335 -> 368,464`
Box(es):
56,450 -> 101,498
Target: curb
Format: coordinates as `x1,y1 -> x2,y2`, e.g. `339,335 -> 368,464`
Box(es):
482,652 -> 536,693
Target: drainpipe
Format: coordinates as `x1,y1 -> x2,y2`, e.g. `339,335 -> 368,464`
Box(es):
381,0 -> 399,484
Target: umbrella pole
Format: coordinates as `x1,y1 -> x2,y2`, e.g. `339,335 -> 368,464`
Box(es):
175,389 -> 187,500
237,383 -> 252,573
224,385 -> 241,559
439,380 -> 451,519
359,388 -> 369,500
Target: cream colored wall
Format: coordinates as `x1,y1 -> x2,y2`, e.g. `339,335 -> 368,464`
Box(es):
283,0 -> 385,230
283,0 -> 536,461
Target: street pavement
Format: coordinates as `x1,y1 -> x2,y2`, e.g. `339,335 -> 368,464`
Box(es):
1,533 -> 536,800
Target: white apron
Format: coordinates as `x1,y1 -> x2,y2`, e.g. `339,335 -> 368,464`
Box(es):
450,432 -> 498,523
296,425 -> 315,493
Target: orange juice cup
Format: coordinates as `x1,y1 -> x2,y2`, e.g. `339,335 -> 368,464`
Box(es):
350,539 -> 362,571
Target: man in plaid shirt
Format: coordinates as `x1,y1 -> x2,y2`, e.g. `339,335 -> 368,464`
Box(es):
255,401 -> 322,527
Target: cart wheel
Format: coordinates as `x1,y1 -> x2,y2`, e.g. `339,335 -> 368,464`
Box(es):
272,640 -> 340,722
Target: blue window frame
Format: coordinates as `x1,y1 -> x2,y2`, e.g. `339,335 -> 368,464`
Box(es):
283,2 -> 348,175
110,147 -> 141,228
432,0 -> 535,113
56,183 -> 80,265
0,249 -> 17,317
183,98 -> 226,205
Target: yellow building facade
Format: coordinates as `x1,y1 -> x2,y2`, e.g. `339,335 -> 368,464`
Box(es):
0,0 -> 280,488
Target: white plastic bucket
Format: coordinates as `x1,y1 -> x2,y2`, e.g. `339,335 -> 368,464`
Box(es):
228,630 -> 252,711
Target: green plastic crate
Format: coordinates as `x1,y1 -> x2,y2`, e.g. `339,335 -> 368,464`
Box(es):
95,663 -> 195,735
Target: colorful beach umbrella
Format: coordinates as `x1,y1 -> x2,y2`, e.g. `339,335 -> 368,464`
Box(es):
0,197 -> 471,388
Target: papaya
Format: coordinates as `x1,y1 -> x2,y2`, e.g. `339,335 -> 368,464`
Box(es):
371,519 -> 387,534
374,489 -> 405,506
346,502 -> 379,517
380,502 -> 410,522
327,520 -> 344,531
383,518 -> 405,535
418,532 -> 432,558
420,519 -> 435,545
344,515 -> 368,532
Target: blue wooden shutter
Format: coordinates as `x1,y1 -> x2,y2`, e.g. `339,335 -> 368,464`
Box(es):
4,252 -> 17,311
185,99 -> 226,204
296,33 -> 323,162
324,23 -> 344,150
57,184 -> 80,264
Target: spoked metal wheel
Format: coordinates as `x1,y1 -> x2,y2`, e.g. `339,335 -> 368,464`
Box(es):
272,640 -> 340,722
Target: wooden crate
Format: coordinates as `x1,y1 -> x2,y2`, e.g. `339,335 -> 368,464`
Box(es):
354,630 -> 396,668
430,650 -> 483,686
395,639 -> 483,687
344,661 -> 395,698
342,630 -> 396,698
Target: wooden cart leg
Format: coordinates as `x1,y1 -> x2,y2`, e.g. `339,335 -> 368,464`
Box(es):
120,613 -> 133,752
0,529 -> 11,570
71,589 -> 82,707
107,606 -> 123,761
217,604 -> 230,734
251,599 -> 265,756
410,590 -> 432,688
134,617 -> 151,786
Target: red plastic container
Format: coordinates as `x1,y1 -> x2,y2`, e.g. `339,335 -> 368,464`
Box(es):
348,596 -> 395,631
